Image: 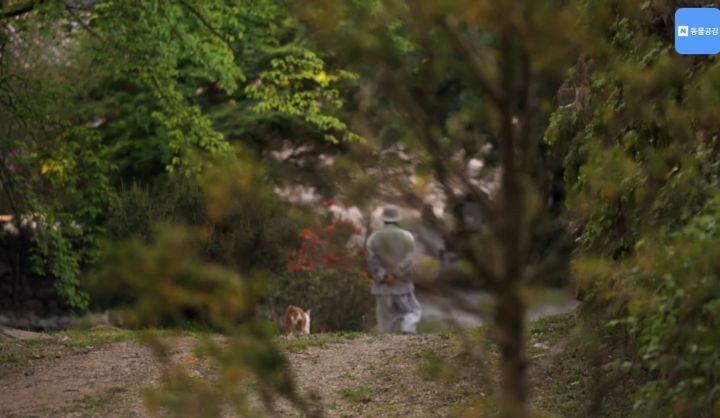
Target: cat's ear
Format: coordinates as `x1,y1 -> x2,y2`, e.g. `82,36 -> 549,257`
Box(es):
306,309 -> 311,316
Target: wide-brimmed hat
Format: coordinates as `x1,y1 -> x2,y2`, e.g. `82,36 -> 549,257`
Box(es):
382,204 -> 401,223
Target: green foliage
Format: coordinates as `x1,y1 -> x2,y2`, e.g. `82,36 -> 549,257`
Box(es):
616,199 -> 720,414
103,180 -> 203,242
23,125 -> 115,307
197,154 -> 302,274
4,0 -> 360,291
267,268 -> 373,332
267,214 -> 373,331
0,20 -> 115,307
88,153 -> 317,414
92,225 -> 258,328
94,155 -> 303,311
246,49 -> 361,143
30,226 -> 85,308
551,1 -> 720,413
91,224 -> 313,416
3,0 -> 357,309
87,0 -> 240,171
85,0 -> 358,173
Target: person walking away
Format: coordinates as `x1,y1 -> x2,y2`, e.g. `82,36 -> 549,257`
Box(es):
366,205 -> 421,334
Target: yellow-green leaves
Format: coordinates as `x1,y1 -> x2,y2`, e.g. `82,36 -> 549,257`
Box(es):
246,50 -> 360,143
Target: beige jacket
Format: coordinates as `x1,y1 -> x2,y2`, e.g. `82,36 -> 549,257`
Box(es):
366,224 -> 415,295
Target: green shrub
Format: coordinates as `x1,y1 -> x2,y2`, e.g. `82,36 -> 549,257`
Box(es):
627,200 -> 720,414
104,179 -> 204,242
93,157 -> 304,312
265,268 -> 373,332
123,163 -> 299,268
573,197 -> 720,415
551,6 -> 720,413
264,217 -> 374,332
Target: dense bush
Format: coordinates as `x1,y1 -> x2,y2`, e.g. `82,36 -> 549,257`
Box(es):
629,202 -> 720,414
92,157 -> 304,309
104,160 -> 301,273
104,180 -> 204,242
574,197 -> 720,416
548,2 -> 720,414
266,269 -> 373,332
90,224 -> 313,415
97,159 -> 374,332
264,217 -> 374,332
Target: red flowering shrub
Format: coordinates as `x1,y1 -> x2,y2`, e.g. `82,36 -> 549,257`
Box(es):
287,219 -> 368,281
264,216 -> 374,331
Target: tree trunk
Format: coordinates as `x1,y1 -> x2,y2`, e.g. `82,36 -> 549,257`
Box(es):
495,284 -> 527,418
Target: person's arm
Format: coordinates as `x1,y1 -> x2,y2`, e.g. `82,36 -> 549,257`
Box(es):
367,244 -> 389,282
390,232 -> 415,279
392,252 -> 414,279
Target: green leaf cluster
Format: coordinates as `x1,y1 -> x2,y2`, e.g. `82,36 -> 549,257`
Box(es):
549,1 -> 720,412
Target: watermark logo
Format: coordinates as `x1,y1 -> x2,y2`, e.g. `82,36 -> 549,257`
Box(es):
675,8 -> 720,54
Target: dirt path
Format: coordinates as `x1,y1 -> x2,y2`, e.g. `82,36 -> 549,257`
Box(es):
0,341 -> 153,417
0,335 -> 199,418
280,334 -> 488,417
0,314 -> 584,418
0,331 -> 493,417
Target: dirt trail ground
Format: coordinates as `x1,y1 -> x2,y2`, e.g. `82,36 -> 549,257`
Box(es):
279,334 -> 490,417
0,314 -> 591,418
1,340 -> 156,417
0,331 -> 495,417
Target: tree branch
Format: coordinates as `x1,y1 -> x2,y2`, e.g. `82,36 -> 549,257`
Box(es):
175,0 -> 236,53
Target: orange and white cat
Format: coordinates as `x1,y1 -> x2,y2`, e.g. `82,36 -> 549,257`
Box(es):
284,305 -> 311,334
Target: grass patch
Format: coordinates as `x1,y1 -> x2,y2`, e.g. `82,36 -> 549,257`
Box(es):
418,350 -> 454,380
529,312 -> 578,342
54,329 -> 137,348
0,338 -> 49,365
339,386 -> 372,403
416,316 -> 451,334
528,313 -> 588,416
279,331 -> 367,352
62,386 -> 127,414
0,351 -> 27,364
438,329 -> 454,339
449,394 -> 493,417
53,328 -> 196,349
0,327 -> 196,367
527,313 -> 638,418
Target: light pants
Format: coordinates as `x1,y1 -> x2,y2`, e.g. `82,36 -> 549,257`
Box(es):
376,293 -> 422,334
